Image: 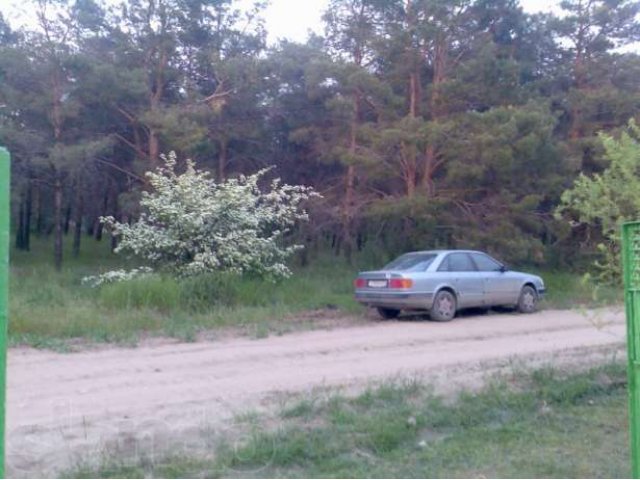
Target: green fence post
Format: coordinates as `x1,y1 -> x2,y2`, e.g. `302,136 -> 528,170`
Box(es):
0,147 -> 8,477
623,221 -> 640,478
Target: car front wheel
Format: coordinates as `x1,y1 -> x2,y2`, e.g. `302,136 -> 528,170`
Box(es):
430,290 -> 457,322
377,307 -> 400,320
517,285 -> 538,313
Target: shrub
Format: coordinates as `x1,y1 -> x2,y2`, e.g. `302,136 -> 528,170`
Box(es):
87,152 -> 318,285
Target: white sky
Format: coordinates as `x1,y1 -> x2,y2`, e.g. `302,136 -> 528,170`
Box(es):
3,0 -> 561,45
256,0 -> 561,45
254,0 -> 639,52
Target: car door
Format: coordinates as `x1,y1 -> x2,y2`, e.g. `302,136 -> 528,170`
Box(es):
470,252 -> 518,305
438,253 -> 484,308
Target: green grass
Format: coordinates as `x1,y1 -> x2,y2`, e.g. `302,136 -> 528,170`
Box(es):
9,236 -> 622,348
62,362 -> 630,478
9,237 -> 363,348
533,269 -> 621,309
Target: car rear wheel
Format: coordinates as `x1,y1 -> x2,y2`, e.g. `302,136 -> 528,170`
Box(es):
430,290 -> 457,322
517,285 -> 538,313
377,307 -> 400,320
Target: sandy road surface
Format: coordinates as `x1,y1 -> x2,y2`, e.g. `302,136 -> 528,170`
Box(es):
7,308 -> 627,477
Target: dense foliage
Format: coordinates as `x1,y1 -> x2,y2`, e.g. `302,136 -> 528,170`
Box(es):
557,119 -> 640,281
1,0 -> 639,271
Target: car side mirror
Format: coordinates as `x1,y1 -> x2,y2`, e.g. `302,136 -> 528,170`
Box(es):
499,265 -> 507,273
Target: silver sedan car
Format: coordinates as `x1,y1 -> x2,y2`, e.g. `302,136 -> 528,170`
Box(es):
354,250 -> 545,321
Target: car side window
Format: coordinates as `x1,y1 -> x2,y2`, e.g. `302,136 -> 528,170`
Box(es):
471,253 -> 502,272
438,253 -> 476,272
437,256 -> 449,271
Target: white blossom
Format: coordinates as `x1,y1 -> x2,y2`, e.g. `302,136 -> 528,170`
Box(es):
82,267 -> 154,287
86,152 -> 318,284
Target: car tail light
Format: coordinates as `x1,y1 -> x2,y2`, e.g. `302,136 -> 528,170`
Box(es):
354,278 -> 366,288
389,278 -> 413,289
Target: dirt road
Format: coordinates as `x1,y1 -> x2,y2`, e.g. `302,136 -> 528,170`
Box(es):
7,308 -> 626,477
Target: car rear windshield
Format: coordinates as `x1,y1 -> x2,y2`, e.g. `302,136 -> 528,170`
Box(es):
384,253 -> 437,271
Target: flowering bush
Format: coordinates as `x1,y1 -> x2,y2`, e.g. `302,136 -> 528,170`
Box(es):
87,152 -> 318,285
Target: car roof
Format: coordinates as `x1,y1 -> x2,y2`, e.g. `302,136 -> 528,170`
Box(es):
400,249 -> 486,256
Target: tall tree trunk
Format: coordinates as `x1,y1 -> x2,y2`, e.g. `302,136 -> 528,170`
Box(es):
569,2 -> 587,141
147,91 -> 161,167
406,1 -> 421,119
423,145 -> 436,197
569,52 -> 585,140
94,182 -> 110,242
421,35 -> 448,191
24,178 -> 32,250
147,49 -> 167,166
92,218 -> 101,240
16,183 -> 33,251
109,185 -> 120,252
406,167 -> 416,197
429,36 -> 447,118
50,57 -> 65,269
400,143 -> 417,197
110,215 -> 120,252
403,1 -> 421,196
569,106 -> 582,140
342,164 -> 356,261
72,216 -> 82,258
64,202 -> 71,235
149,129 -> 160,165
409,70 -> 421,118
34,183 -> 44,236
94,184 -> 111,242
333,234 -> 342,257
342,92 -> 360,262
72,188 -> 83,258
218,138 -> 228,181
15,193 -> 25,250
569,50 -> 585,140
53,176 -> 63,272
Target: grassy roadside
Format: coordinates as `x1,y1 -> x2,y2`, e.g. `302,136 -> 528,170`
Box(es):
63,362 -> 630,478
530,268 -> 621,309
10,237 -> 622,349
10,238 -> 364,348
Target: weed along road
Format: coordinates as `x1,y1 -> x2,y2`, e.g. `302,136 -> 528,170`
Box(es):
6,308 -> 626,477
